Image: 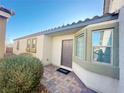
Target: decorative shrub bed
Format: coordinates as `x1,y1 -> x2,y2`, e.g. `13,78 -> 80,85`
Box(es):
0,55 -> 44,93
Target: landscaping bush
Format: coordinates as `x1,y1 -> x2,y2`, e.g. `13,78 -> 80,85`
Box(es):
19,53 -> 33,56
0,55 -> 43,93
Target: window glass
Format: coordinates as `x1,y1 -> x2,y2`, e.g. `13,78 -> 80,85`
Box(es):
27,39 -> 31,48
76,34 -> 85,59
92,29 -> 112,64
17,41 -> 19,50
32,39 -> 37,48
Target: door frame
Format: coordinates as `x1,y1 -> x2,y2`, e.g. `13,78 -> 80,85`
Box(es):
61,39 -> 73,70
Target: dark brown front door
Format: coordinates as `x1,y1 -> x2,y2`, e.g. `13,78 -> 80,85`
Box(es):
61,39 -> 73,68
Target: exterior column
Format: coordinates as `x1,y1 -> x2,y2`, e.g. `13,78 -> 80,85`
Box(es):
119,6 -> 124,93
0,17 -> 7,59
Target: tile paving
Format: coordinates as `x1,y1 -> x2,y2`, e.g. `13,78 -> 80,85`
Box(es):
41,65 -> 97,93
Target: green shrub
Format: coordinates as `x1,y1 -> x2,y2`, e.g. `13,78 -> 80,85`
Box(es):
0,55 -> 43,93
19,53 -> 33,56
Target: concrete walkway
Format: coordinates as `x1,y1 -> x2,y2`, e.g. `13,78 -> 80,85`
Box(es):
41,65 -> 97,93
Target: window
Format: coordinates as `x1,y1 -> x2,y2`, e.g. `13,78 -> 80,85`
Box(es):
27,39 -> 31,48
17,41 -> 19,50
76,34 -> 85,59
26,38 -> 37,53
32,39 -> 37,49
92,29 -> 113,64
31,39 -> 37,53
26,39 -> 31,52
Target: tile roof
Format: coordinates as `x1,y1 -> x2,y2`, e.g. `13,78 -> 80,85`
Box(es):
14,13 -> 119,41
0,6 -> 15,16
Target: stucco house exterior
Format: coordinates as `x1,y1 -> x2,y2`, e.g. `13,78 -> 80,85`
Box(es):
0,6 -> 14,59
13,0 -> 124,93
104,0 -> 124,14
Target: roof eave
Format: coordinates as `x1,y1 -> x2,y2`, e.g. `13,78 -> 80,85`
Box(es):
0,7 -> 15,18
14,13 -> 119,41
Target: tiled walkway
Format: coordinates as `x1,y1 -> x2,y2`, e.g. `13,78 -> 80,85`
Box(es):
41,65 -> 97,93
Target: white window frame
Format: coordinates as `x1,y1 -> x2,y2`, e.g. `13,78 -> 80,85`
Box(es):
75,33 -> 86,60
91,29 -> 113,65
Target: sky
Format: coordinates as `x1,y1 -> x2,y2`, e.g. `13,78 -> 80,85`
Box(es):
0,0 -> 104,42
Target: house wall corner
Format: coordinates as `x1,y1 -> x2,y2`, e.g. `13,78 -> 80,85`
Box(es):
118,6 -> 124,93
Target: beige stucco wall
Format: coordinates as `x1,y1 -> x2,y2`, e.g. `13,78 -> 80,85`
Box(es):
109,0 -> 124,13
51,34 -> 74,67
73,62 -> 119,93
13,34 -> 74,66
13,39 -> 27,55
0,17 -> 7,59
13,35 -> 44,61
42,35 -> 52,65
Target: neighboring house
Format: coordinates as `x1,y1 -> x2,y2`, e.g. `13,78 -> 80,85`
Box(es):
6,43 -> 13,54
13,0 -> 124,93
0,6 -> 14,59
104,0 -> 124,14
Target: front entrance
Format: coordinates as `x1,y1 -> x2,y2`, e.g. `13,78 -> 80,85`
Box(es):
61,39 -> 73,68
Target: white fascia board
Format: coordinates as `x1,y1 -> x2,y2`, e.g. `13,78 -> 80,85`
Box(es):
0,10 -> 11,18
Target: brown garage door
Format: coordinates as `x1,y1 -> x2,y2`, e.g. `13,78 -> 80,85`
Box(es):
61,39 -> 73,68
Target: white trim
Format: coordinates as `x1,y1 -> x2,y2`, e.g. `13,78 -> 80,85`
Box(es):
86,20 -> 118,28
91,29 -> 114,66
75,33 -> 86,60
0,10 -> 11,18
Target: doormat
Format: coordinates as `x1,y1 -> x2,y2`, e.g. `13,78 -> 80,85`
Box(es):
57,68 -> 71,75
